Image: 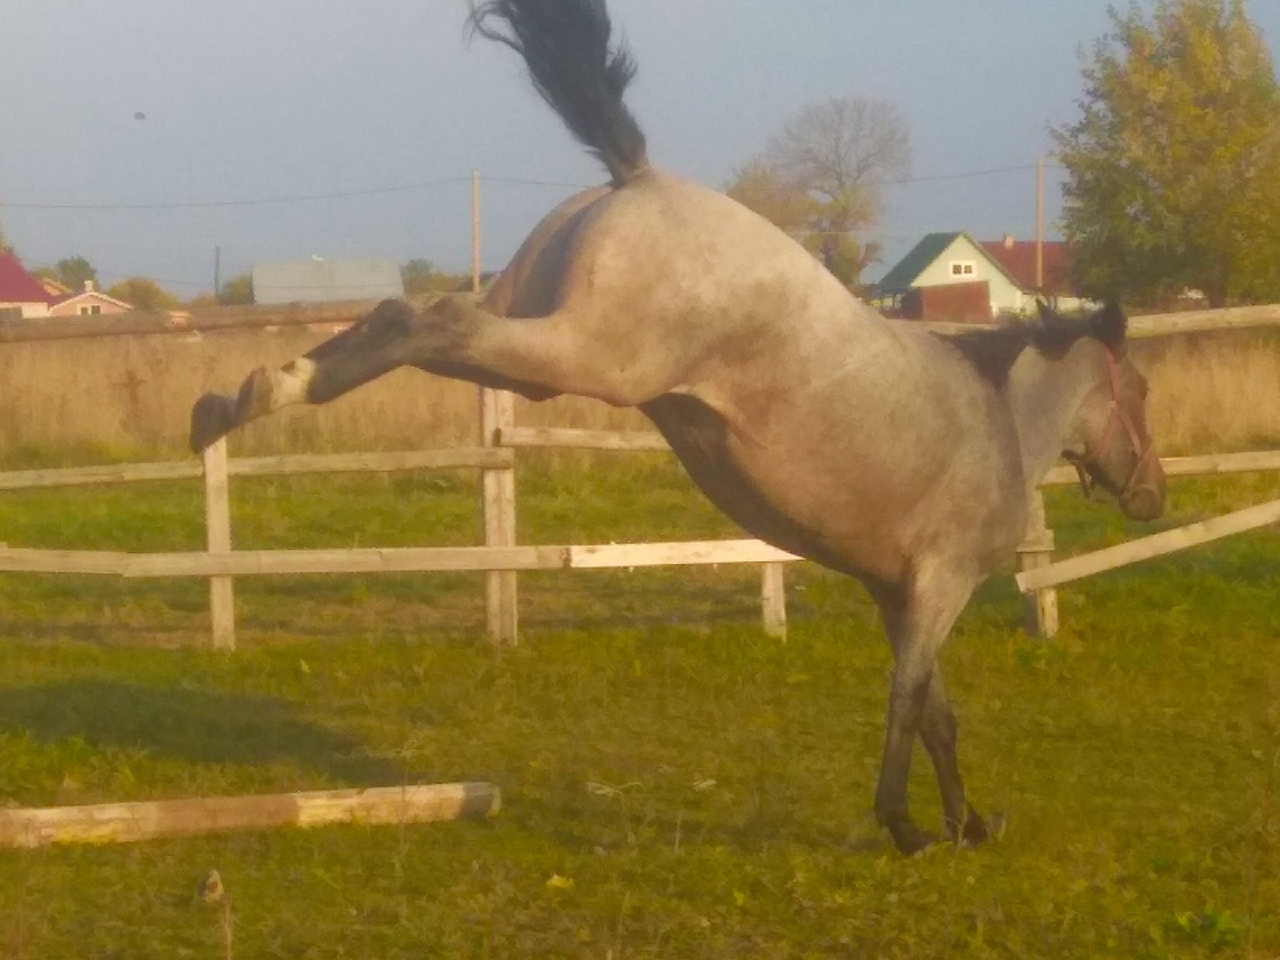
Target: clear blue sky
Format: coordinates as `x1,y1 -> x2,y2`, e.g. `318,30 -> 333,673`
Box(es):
2,1 -> 1278,297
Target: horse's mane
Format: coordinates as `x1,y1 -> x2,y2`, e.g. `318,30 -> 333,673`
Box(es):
940,313 -> 1095,388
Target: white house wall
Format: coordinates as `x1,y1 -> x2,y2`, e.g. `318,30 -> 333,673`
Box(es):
910,236 -> 1026,316
0,301 -> 50,319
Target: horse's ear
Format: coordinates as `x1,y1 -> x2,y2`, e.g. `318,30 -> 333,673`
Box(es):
1090,300 -> 1128,349
1035,298 -> 1055,322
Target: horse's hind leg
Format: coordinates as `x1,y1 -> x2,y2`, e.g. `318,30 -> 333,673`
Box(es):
919,671 -> 990,845
191,294 -> 685,451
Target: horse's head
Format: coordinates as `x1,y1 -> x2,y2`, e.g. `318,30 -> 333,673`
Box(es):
1050,301 -> 1165,521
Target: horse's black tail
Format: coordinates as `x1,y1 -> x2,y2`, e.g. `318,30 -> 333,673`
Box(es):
467,0 -> 649,186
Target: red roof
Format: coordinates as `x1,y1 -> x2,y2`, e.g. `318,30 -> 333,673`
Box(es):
0,253 -> 53,305
979,239 -> 1074,297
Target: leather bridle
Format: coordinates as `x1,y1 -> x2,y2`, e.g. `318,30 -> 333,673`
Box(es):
1065,348 -> 1160,505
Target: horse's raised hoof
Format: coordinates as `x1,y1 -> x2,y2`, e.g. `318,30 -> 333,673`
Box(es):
189,392 -> 238,453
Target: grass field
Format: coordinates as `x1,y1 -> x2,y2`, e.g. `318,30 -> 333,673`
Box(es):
1,453 -> 1277,958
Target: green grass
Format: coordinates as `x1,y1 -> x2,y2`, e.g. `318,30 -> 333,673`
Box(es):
0,456 -> 1277,958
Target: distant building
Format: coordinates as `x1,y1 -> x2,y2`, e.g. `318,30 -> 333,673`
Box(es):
0,252 -> 53,319
877,232 -> 1092,320
48,280 -> 133,317
252,258 -> 404,305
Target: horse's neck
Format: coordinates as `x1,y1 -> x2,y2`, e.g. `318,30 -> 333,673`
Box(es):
1007,340 -> 1102,491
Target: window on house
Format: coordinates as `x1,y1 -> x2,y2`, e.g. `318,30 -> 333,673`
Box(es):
78,305 -> 103,316
949,261 -> 976,278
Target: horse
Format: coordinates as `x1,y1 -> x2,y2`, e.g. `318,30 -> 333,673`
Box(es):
189,0 -> 1165,854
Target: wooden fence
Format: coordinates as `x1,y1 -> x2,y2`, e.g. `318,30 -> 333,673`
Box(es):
1,302 -> 1278,648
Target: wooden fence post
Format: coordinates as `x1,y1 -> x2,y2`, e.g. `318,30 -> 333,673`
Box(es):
202,437 -> 236,650
1017,489 -> 1058,638
480,388 -> 519,644
761,563 -> 787,640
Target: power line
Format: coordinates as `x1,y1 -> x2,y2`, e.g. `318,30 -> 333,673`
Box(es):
0,176 -> 472,211
0,164 -> 1065,213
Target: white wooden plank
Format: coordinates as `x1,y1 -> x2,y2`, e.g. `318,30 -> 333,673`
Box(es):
1016,498 -> 1280,593
568,539 -> 800,569
0,782 -> 500,849
499,426 -> 671,452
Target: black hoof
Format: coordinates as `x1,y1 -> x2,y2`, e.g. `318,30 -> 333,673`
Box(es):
189,392 -> 238,453
885,817 -> 938,856
944,807 -> 1006,847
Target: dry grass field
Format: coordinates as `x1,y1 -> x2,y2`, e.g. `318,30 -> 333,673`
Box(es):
0,322 -> 1276,467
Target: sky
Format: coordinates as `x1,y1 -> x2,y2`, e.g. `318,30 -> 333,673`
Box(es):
2,1 -> 1278,298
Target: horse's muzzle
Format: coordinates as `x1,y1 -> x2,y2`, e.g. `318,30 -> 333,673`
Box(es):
1118,452 -> 1165,521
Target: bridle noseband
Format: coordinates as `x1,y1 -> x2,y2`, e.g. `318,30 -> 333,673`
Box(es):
1066,348 -> 1159,504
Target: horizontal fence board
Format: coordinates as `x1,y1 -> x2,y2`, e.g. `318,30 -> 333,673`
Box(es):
0,782 -> 500,849
568,539 -> 800,568
1016,497 -> 1280,593
0,548 -> 129,575
123,545 -> 567,578
228,447 -> 513,477
0,448 -> 512,491
1041,450 -> 1280,487
499,426 -> 670,452
3,539 -> 800,580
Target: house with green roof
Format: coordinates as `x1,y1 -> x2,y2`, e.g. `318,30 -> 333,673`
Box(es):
877,232 -> 1092,320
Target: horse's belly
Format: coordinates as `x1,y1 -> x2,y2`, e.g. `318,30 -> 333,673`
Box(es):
640,394 -> 909,583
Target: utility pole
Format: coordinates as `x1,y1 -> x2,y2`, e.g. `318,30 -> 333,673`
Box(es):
1035,156 -> 1045,292
471,170 -> 482,294
213,246 -> 222,303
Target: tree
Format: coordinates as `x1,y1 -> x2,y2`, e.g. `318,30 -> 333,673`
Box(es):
35,256 -> 98,292
107,277 -> 179,311
726,96 -> 911,286
218,274 -> 254,306
401,259 -> 473,295
1053,0 -> 1280,306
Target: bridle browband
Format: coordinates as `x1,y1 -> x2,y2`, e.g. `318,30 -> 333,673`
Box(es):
1066,347 -> 1160,504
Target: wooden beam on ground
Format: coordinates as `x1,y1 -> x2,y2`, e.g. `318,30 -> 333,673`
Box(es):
0,782 -> 501,849
1016,498 -> 1280,593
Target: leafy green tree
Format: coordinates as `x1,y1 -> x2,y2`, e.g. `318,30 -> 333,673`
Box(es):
726,96 -> 910,287
107,278 -> 179,311
36,256 -> 99,292
218,273 -> 254,306
1053,0 -> 1280,306
401,259 -> 473,295
401,259 -> 439,296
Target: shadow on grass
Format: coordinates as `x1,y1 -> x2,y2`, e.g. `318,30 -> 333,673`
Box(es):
0,679 -> 405,786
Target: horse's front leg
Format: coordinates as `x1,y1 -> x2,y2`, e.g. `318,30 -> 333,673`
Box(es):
919,670 -> 990,845
872,573 -> 980,854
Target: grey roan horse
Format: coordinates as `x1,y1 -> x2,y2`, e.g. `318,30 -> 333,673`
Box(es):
190,0 -> 1166,854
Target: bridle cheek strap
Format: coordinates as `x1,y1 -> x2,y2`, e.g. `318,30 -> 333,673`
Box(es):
1071,348 -> 1154,502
